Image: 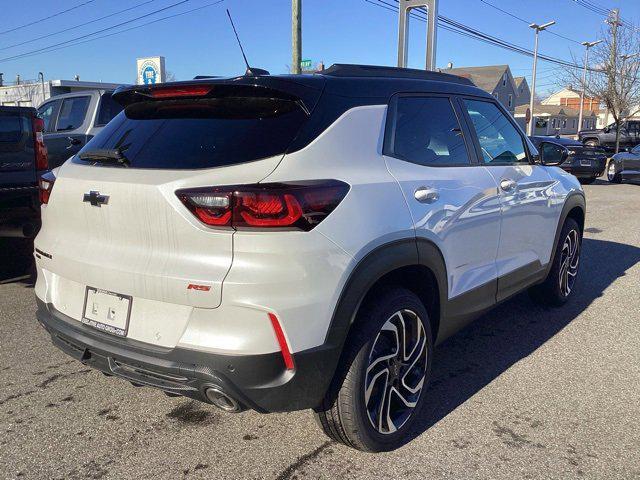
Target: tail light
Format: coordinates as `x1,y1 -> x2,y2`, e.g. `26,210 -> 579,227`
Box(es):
32,117 -> 49,171
38,171 -> 56,205
176,180 -> 349,231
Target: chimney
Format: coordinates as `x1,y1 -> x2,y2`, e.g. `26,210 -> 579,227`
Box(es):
0,73 -> 3,87
74,75 -> 80,81
447,62 -> 453,69
15,74 -> 20,85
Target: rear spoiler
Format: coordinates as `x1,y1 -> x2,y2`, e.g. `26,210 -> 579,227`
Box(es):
112,76 -> 325,115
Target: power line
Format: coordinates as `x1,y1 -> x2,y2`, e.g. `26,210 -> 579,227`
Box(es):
367,0 -> 599,73
0,0 -> 190,64
0,0 -> 97,36
0,0 -> 225,64
0,0 -> 159,52
478,0 -> 582,45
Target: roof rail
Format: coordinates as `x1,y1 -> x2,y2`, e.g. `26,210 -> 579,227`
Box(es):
319,64 -> 473,85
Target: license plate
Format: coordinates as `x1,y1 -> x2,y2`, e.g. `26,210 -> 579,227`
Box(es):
82,287 -> 132,337
580,159 -> 591,166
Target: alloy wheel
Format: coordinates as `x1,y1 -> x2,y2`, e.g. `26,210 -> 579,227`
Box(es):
558,229 -> 580,297
364,309 -> 428,435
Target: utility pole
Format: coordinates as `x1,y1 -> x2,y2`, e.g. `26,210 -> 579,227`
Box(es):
291,0 -> 301,74
527,20 -> 555,136
604,8 -> 621,127
578,40 -> 602,134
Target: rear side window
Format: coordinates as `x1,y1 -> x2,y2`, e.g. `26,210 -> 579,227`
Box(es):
77,96 -> 308,169
95,92 -> 123,126
0,115 -> 23,143
386,96 -> 470,166
56,96 -> 90,132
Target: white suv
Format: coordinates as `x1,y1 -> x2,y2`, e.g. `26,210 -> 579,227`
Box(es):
34,64 -> 585,452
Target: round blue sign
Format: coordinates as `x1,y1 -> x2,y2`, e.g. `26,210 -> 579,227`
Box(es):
142,65 -> 158,85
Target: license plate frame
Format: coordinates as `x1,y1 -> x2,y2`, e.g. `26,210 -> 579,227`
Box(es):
580,159 -> 592,166
81,287 -> 132,337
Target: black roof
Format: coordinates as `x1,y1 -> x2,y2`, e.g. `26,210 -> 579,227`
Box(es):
115,63 -> 489,108
530,135 -> 582,147
320,64 -> 474,86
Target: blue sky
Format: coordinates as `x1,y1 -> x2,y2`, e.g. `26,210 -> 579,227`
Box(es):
1,0 -> 639,95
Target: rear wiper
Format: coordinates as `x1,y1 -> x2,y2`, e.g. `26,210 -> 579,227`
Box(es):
78,148 -> 130,167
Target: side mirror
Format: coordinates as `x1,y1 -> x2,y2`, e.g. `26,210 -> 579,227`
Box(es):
603,127 -> 611,133
538,141 -> 568,166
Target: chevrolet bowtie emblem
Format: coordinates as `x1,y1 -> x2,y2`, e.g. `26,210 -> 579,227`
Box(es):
83,191 -> 109,207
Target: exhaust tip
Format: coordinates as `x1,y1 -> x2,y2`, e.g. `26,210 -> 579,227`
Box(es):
205,386 -> 242,413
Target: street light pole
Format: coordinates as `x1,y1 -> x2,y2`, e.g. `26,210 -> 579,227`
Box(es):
578,40 -> 602,134
528,20 -> 555,136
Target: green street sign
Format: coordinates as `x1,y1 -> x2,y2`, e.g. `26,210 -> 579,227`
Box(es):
300,59 -> 312,68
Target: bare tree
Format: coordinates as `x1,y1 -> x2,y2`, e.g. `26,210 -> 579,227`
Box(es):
568,22 -> 640,153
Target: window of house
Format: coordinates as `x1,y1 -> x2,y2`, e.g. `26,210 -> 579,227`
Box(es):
508,94 -> 513,107
552,118 -> 556,128
502,73 -> 507,86
386,96 -> 470,167
464,99 -> 528,165
562,119 -> 567,128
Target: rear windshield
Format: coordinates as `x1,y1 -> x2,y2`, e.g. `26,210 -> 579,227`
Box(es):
75,96 -> 307,169
0,115 -> 23,143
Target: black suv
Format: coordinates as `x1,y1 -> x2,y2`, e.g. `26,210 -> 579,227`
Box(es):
578,120 -> 640,152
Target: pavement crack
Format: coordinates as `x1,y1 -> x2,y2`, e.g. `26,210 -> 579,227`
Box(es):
37,369 -> 92,389
274,441 -> 334,480
0,390 -> 35,406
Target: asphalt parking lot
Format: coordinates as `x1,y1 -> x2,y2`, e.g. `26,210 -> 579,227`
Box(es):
0,179 -> 639,480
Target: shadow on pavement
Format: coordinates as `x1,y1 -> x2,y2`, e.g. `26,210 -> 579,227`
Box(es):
0,238 -> 35,286
410,237 -> 640,441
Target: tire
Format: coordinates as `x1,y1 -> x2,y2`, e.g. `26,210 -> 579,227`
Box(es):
313,287 -> 433,452
607,160 -> 622,183
578,177 -> 596,185
529,218 -> 581,307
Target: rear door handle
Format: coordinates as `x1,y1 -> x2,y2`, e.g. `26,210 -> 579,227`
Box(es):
414,187 -> 439,204
500,178 -> 517,192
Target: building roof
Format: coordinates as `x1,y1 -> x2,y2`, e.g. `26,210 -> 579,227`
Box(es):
514,104 -> 596,117
514,76 -> 527,88
442,65 -> 510,92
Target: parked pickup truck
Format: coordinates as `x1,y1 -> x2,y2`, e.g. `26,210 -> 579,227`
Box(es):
37,90 -> 122,169
578,119 -> 640,152
0,106 -> 48,238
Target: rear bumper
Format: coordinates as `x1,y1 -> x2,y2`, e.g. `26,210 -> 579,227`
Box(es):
36,298 -> 340,413
561,157 -> 606,178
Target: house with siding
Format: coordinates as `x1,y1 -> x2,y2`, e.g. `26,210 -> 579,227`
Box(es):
514,104 -> 597,136
513,77 -> 531,107
442,64 -> 519,113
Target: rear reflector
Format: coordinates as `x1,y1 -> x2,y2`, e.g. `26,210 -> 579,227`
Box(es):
176,181 -> 349,231
38,171 -> 56,204
268,313 -> 294,371
149,85 -> 212,99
